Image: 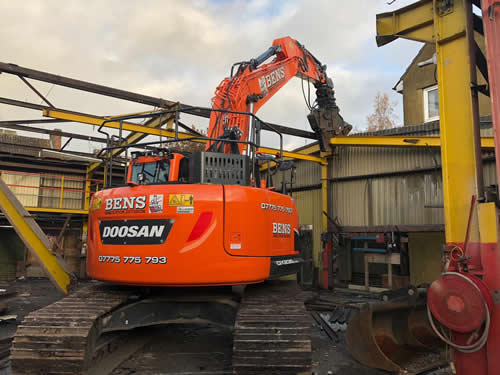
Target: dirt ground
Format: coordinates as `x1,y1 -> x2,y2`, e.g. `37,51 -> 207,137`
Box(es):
0,278 -> 421,375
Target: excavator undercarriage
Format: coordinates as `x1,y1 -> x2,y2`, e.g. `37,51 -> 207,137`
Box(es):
11,281 -> 312,375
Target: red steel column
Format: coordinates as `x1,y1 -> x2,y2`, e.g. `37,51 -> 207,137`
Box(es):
481,3 -> 500,374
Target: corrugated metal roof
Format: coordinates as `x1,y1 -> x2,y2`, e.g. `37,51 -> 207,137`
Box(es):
331,118 -> 493,179
352,120 -> 440,137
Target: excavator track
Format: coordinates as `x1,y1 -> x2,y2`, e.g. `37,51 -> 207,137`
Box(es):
10,283 -> 132,375
10,280 -> 311,374
232,280 -> 312,375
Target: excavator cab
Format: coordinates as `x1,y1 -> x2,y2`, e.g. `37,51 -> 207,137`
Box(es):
127,150 -> 188,185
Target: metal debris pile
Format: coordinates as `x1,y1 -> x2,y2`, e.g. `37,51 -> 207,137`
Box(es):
305,289 -> 378,342
0,287 -> 17,370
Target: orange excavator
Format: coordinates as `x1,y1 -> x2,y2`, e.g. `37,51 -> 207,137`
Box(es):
10,36 -> 348,374
84,36 -> 349,287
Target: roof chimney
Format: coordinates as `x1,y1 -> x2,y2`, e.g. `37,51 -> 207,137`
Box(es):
50,129 -> 62,150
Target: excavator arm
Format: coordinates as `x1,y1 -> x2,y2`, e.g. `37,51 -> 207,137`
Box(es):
207,36 -> 350,153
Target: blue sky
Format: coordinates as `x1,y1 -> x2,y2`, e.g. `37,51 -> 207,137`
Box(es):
0,0 -> 423,152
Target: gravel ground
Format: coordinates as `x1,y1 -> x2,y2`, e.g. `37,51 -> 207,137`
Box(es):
0,278 -> 444,375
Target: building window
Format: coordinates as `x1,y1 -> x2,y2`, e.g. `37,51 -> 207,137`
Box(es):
423,85 -> 439,122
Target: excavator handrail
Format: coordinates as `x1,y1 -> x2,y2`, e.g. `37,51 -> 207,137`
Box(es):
96,106 -> 284,159
96,106 -> 285,189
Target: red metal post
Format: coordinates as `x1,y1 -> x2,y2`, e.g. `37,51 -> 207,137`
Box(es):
481,3 -> 500,374
322,240 -> 332,289
483,1 -> 500,178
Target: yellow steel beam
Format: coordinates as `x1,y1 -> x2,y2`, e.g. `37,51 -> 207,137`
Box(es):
293,143 -> 321,155
257,146 -> 325,164
434,0 -> 482,244
44,108 -> 325,165
44,108 -> 201,143
59,176 -> 65,209
332,136 -> 441,147
258,143 -> 326,172
107,108 -> 172,120
331,136 -> 495,149
376,0 -> 484,246
0,179 -> 73,293
84,167 -> 92,211
26,207 -> 88,214
376,0 -> 434,45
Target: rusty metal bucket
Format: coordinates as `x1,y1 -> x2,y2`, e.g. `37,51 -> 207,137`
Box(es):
346,301 -> 445,374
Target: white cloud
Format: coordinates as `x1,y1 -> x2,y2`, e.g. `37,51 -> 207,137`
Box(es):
0,0 -> 422,152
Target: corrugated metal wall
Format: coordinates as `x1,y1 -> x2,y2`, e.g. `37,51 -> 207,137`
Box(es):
329,120 -> 497,227
271,120 -> 497,278
270,161 -> 323,267
331,173 -> 445,226
293,189 -> 322,267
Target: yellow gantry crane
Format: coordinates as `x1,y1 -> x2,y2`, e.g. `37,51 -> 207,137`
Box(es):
345,1 -> 500,374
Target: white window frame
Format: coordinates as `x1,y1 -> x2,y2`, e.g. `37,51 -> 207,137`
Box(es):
423,85 -> 439,122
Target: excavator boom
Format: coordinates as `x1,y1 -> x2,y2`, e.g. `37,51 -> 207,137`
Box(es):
207,36 -> 350,153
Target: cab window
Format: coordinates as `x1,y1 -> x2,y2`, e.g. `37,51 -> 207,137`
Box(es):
130,161 -> 170,183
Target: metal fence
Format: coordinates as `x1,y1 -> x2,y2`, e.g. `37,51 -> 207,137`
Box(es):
0,170 -> 103,211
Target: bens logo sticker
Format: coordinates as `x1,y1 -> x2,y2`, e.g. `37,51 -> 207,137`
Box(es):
149,194 -> 163,213
259,67 -> 286,96
272,222 -> 291,237
105,196 -> 146,214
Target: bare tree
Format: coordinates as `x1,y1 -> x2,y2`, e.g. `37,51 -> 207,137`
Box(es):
366,92 -> 399,131
168,125 -> 206,153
